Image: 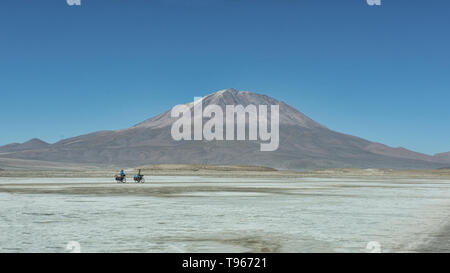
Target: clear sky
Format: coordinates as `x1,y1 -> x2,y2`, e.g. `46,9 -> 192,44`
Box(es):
0,0 -> 449,155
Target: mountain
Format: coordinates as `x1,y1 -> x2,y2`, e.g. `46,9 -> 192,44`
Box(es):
434,152 -> 450,164
364,143 -> 438,162
0,138 -> 49,153
0,89 -> 447,170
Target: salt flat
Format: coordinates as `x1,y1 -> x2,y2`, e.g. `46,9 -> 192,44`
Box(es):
1,176 -> 449,253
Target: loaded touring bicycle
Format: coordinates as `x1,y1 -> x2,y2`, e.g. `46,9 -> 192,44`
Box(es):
114,169 -> 145,183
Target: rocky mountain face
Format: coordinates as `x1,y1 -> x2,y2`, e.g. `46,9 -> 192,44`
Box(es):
0,89 -> 448,170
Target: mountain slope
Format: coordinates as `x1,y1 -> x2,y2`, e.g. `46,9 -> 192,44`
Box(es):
0,89 -> 447,170
364,143 -> 437,162
434,152 -> 450,164
0,138 -> 49,153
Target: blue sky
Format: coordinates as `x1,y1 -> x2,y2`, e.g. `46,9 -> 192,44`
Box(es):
0,0 -> 449,155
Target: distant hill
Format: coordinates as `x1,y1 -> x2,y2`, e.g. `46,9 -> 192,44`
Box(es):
0,138 -> 49,153
434,152 -> 450,164
0,88 -> 448,170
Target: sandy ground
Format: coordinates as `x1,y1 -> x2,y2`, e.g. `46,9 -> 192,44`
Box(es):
1,167 -> 450,252
416,222 -> 450,253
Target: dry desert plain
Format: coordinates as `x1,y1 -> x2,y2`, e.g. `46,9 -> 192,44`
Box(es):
1,165 -> 450,252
